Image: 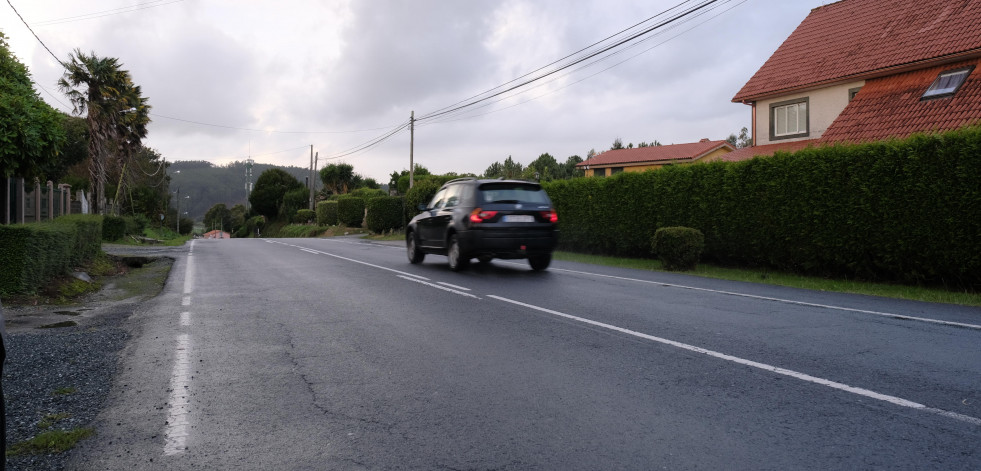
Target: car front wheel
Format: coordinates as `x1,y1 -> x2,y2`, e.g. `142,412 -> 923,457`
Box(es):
447,234 -> 469,271
407,232 -> 425,264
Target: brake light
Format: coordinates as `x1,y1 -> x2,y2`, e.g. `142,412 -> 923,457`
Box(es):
540,210 -> 558,223
469,208 -> 498,223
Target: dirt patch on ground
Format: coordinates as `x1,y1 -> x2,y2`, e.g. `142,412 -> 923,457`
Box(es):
3,256 -> 173,334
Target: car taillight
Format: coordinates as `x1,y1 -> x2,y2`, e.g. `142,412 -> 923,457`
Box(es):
469,208 -> 498,223
540,210 -> 558,223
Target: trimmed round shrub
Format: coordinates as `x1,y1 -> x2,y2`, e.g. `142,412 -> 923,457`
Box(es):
652,226 -> 704,271
295,209 -> 315,224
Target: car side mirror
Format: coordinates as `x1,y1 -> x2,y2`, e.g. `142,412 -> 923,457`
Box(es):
417,203 -> 428,211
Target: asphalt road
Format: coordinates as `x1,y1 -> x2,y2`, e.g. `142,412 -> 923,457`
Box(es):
68,237 -> 981,470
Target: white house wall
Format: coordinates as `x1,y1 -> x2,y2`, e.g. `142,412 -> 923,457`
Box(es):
754,80 -> 865,145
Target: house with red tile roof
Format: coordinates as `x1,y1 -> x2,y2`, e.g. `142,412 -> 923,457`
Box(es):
576,139 -> 734,177
727,0 -> 981,162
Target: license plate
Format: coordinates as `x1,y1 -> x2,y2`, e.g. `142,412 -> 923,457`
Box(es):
503,215 -> 535,223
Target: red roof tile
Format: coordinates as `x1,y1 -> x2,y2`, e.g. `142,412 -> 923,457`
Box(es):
821,58 -> 981,142
719,140 -> 823,162
576,140 -> 733,167
733,0 -> 981,103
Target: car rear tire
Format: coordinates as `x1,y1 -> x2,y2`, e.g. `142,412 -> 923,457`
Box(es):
447,234 -> 469,271
477,255 -> 493,264
407,232 -> 425,264
528,254 -> 551,271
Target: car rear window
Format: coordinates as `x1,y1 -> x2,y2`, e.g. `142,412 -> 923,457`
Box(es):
477,183 -> 550,204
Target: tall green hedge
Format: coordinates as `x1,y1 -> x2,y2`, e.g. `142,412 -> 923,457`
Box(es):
337,197 -> 365,227
58,214 -> 102,266
366,196 -> 405,233
544,126 -> 981,288
316,201 -> 338,226
0,214 -> 103,295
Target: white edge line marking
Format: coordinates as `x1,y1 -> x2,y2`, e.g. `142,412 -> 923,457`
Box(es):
283,244 -> 430,281
164,333 -> 192,455
487,295 -> 981,427
437,282 -> 471,291
545,265 -> 981,331
400,276 -> 480,299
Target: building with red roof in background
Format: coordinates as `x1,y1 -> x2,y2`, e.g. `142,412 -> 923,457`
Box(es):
576,139 -> 734,177
726,0 -> 981,162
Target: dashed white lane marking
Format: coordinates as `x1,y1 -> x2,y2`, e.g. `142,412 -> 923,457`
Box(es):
163,333 -> 192,455
180,311 -> 190,327
488,295 -> 981,426
534,265 -> 981,331
437,282 -> 471,291
183,249 -> 194,294
274,241 -> 429,281
182,296 -> 191,307
398,275 -> 480,299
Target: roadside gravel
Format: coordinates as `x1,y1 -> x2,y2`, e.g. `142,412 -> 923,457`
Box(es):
3,251 -> 175,471
3,311 -> 130,471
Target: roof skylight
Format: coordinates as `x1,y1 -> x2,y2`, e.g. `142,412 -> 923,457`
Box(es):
922,67 -> 973,99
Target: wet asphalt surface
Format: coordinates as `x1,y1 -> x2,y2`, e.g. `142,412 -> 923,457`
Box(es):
4,238 -> 980,469
62,238 -> 981,470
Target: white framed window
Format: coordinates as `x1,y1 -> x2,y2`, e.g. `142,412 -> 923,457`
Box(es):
922,67 -> 973,100
770,98 -> 809,140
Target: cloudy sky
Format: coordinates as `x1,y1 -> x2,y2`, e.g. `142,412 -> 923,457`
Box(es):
2,0 -> 833,182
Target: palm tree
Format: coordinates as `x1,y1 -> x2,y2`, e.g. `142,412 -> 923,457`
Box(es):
319,163 -> 355,195
58,49 -> 150,214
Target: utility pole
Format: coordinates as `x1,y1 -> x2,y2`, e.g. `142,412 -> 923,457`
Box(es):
309,145 -> 315,210
245,158 -> 254,212
175,187 -> 180,234
409,110 -> 415,189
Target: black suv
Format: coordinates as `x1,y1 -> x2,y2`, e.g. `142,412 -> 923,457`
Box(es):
406,178 -> 559,271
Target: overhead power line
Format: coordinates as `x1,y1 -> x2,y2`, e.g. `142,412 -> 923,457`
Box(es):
318,0 -> 735,162
33,0 -> 185,27
419,0 -> 745,127
416,0 -> 725,123
5,0 -> 65,65
420,0 -> 692,121
320,121 -> 411,161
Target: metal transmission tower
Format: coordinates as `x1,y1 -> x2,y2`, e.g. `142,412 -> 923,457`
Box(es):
245,158 -> 254,211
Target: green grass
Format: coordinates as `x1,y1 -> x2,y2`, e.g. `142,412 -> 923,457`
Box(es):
363,230 -> 405,241
553,251 -> 981,307
6,428 -> 94,456
278,224 -> 330,238
51,387 -> 77,396
38,413 -> 72,430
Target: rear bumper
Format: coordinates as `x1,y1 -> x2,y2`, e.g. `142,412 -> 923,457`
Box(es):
459,228 -> 559,259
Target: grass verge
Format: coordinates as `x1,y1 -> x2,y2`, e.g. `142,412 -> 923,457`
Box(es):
362,230 -> 405,242
553,251 -> 981,307
6,428 -> 94,456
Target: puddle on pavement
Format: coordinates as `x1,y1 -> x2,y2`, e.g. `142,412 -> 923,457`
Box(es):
39,321 -> 78,329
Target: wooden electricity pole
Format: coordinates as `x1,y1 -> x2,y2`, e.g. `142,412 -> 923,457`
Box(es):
308,145 -> 314,210
409,111 -> 415,189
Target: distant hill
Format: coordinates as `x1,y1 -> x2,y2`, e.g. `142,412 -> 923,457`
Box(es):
169,160 -> 313,221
